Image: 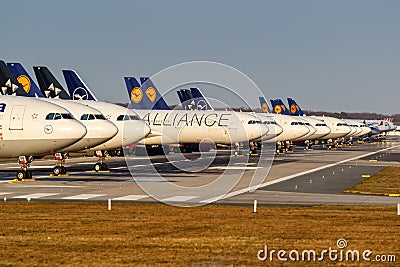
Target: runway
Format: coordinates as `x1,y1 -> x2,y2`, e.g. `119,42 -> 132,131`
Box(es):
0,137 -> 399,206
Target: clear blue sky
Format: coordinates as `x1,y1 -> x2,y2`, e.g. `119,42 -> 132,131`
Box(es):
1,0 -> 399,114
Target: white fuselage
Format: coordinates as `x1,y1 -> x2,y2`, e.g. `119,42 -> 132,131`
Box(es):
134,110 -> 269,145
345,120 -> 371,137
42,99 -> 118,152
261,114 -> 310,142
0,96 -> 87,157
296,116 -> 331,140
80,101 -> 151,150
253,113 -> 283,142
313,116 -> 352,139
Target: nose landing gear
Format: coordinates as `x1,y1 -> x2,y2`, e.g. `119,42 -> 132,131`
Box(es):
94,151 -> 109,172
52,153 -> 68,176
17,156 -> 33,181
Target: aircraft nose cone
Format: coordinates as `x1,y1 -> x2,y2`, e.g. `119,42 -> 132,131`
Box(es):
247,123 -> 269,141
298,126 -> 310,139
68,120 -> 87,141
122,120 -> 151,146
102,120 -> 119,139
268,124 -> 283,137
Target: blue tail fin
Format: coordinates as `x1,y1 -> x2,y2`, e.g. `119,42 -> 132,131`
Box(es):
0,60 -> 28,96
287,98 -> 304,116
124,77 -> 170,110
177,90 -> 185,104
33,66 -> 71,99
62,70 -> 98,101
270,99 -> 290,115
177,89 -> 196,110
190,88 -> 212,110
7,63 -> 44,97
258,97 -> 271,113
140,77 -> 148,85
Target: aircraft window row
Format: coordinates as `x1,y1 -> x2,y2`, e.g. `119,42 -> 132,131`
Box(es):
46,113 -> 74,120
263,121 -> 278,125
248,120 -> 262,124
117,115 -> 141,121
80,114 -> 107,120
337,123 -> 349,126
315,123 -> 327,126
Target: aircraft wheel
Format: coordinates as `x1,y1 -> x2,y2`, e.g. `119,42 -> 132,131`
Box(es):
17,170 -> 26,181
53,166 -> 62,176
94,163 -> 102,172
60,166 -> 67,174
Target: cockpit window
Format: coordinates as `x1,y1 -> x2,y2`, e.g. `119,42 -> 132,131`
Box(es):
61,113 -> 74,119
46,113 -> 54,120
248,120 -> 262,124
54,113 -> 62,120
95,114 -> 106,120
315,123 -> 327,127
117,114 -> 141,121
46,113 -> 74,120
81,114 -> 106,120
129,115 -> 140,120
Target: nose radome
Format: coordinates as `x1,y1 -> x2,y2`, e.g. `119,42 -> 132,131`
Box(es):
123,120 -> 151,146
247,123 -> 269,141
68,120 -> 88,142
274,124 -> 284,136
102,120 -> 119,140
297,126 -> 309,139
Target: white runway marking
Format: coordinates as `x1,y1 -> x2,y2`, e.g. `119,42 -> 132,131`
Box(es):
209,166 -> 262,170
13,193 -> 59,199
62,194 -> 106,200
202,144 -> 400,203
110,166 -> 127,170
162,196 -> 199,202
112,195 -> 148,201
0,180 -> 13,183
13,185 -> 83,188
0,192 -> 13,195
7,165 -> 55,169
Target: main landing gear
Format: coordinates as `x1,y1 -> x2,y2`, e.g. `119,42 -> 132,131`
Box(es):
17,156 -> 33,180
52,153 -> 67,176
94,151 -> 109,172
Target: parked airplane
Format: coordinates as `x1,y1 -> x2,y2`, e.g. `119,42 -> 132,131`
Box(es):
177,88 -> 284,141
0,95 -> 87,179
124,77 -> 269,149
175,88 -> 308,143
284,98 -> 352,140
270,99 -> 333,142
33,67 -> 151,171
5,63 -> 121,174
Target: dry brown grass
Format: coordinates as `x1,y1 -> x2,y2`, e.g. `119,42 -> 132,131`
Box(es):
346,166 -> 400,195
0,203 -> 398,266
